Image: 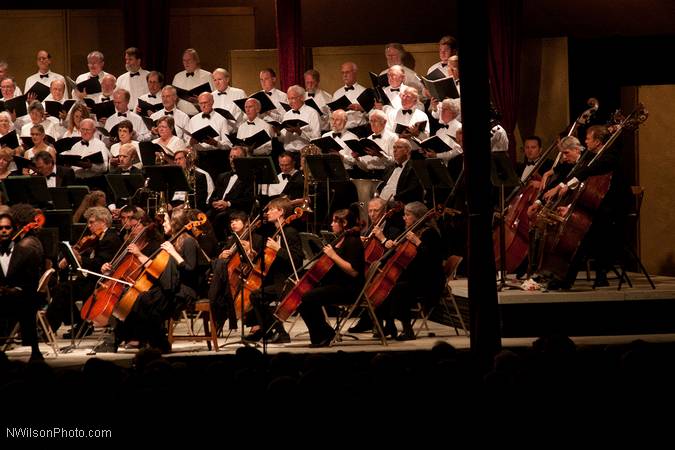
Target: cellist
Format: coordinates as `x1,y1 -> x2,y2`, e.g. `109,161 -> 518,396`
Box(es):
375,201 -> 445,341
298,208 -> 365,347
245,197 -> 303,344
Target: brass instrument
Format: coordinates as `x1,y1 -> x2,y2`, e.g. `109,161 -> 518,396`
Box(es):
184,148 -> 197,209
299,144 -> 321,213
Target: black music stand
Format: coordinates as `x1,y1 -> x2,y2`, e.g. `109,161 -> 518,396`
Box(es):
411,158 -> 454,207
44,209 -> 73,243
305,154 -> 349,228
105,173 -> 145,207
2,176 -> 51,208
491,152 -> 523,291
143,165 -> 190,214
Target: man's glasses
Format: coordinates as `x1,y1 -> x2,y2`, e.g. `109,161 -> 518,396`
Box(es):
0,225 -> 13,230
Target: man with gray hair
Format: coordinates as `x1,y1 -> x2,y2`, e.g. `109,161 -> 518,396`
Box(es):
172,48 -> 215,116
74,50 -> 108,100
60,118 -> 109,178
104,88 -> 150,141
0,61 -> 23,97
212,68 -> 246,129
332,62 -> 367,129
150,85 -> 190,140
236,97 -> 272,155
278,85 -> 320,153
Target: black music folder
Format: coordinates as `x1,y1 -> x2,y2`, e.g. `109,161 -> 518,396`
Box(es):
91,100 -> 116,120
0,96 -> 28,117
310,136 -> 343,153
137,98 -> 161,117
395,121 -> 427,135
303,97 -> 323,116
279,102 -> 292,112
356,88 -> 376,112
20,136 -> 34,149
75,76 -> 102,95
188,125 -> 220,143
344,138 -> 385,157
12,155 -> 37,172
230,129 -> 271,150
174,82 -> 211,101
54,136 -> 81,154
414,135 -> 453,153
0,130 -> 20,148
58,151 -> 104,166
426,67 -> 447,81
45,100 -> 76,118
421,76 -> 459,99
26,81 -> 51,102
138,141 -> 165,164
140,115 -> 157,132
233,91 -> 277,115
280,118 -> 308,130
1,175 -> 50,206
326,95 -> 352,112
143,164 -> 190,192
214,107 -> 236,121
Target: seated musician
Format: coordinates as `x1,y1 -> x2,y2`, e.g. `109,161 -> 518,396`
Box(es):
0,206 -> 45,361
377,138 -> 424,204
245,197 -> 303,344
534,125 -> 630,290
207,211 -> 263,333
258,152 -> 304,206
47,206 -> 122,338
375,201 -> 445,341
349,197 -> 402,333
298,208 -> 365,347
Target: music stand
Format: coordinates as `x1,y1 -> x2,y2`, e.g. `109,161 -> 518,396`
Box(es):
2,176 -> 51,208
44,209 -> 73,242
411,159 -> 454,207
305,154 -> 349,226
143,164 -> 190,198
491,152 -> 522,291
233,156 -> 278,215
196,149 -> 230,182
105,173 -> 145,207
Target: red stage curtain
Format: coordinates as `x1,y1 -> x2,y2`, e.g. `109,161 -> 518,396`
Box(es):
275,0 -> 304,91
122,0 -> 170,77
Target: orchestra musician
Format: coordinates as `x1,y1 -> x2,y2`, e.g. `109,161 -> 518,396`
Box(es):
245,197 -> 303,344
298,208 -> 365,347
0,206 -> 45,361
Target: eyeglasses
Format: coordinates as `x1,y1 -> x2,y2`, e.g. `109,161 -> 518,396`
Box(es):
0,225 -> 13,230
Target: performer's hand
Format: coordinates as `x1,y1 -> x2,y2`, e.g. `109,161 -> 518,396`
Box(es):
323,244 -> 337,259
101,262 -> 112,273
266,237 -> 281,252
128,243 -> 141,256
406,231 -> 421,246
219,248 -> 233,259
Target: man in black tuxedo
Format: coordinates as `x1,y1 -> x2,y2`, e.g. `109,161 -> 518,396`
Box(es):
377,138 -> 424,205
47,206 -> 122,336
515,135 -> 552,182
208,146 -> 254,241
259,151 -> 304,206
0,209 -> 45,360
34,150 -> 76,187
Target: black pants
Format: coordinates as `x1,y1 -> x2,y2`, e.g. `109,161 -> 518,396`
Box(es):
0,290 -> 39,348
298,284 -> 355,345
207,258 -> 237,330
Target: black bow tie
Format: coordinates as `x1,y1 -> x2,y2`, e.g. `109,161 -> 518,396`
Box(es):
396,163 -> 404,169
402,109 -> 412,115
101,96 -> 111,102
332,132 -> 341,138
45,173 -> 56,178
80,140 -> 89,146
307,93 -> 315,97
438,124 -> 449,129
186,72 -> 194,77
40,73 -> 49,79
118,112 -> 127,117
344,86 -> 354,91
292,110 -> 300,115
455,79 -> 460,85
371,134 -> 381,139
202,113 -> 210,120
164,110 -> 173,115
390,88 -> 400,92
281,173 -> 291,180
246,121 -> 255,125
441,63 -> 448,67
265,91 -> 273,96
148,94 -> 156,98
0,242 -> 11,256
525,160 -> 536,166
130,72 -> 140,77
217,91 -> 226,96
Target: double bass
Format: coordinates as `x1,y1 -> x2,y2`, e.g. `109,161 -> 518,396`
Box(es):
493,98 -> 599,273
535,104 -> 648,280
113,213 -> 207,321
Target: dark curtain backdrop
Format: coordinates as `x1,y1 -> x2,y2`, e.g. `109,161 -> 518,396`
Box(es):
487,0 -> 522,161
122,0 -> 170,77
275,0 -> 304,91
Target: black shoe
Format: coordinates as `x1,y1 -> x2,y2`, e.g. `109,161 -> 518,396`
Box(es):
395,326 -> 416,341
373,323 -> 397,339
309,331 -> 335,348
594,273 -> 609,288
546,279 -> 571,291
244,329 -> 264,342
268,330 -> 291,344
348,320 -> 372,333
63,324 -> 93,339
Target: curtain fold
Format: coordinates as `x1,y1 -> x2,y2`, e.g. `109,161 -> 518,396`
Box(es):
275,0 -> 304,91
122,0 -> 170,77
487,0 -> 522,161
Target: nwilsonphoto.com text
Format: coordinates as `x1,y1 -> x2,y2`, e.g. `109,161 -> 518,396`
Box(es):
6,427 -> 112,439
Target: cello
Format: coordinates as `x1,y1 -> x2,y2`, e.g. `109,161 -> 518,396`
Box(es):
80,221 -> 152,326
363,202 -> 403,268
493,98 -> 599,273
535,104 -> 648,280
113,213 -> 207,321
232,208 -> 303,319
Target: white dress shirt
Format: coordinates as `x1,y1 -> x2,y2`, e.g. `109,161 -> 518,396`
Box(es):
259,169 -> 299,197
150,108 -> 190,141
109,140 -> 142,169
354,129 -> 397,172
258,88 -> 288,124
172,69 -> 214,116
305,88 -> 332,132
325,129 -> 358,169
278,104 -> 321,153
332,83 -> 367,129
25,71 -> 67,99
386,107 -> 430,146
433,119 -> 463,164
74,71 -> 109,100
188,111 -> 232,149
61,137 -> 109,177
212,86 -> 247,129
105,110 -> 151,142
116,68 -> 150,111
236,116 -> 272,155
379,159 -> 409,202
427,62 -> 450,78
152,135 -> 187,156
